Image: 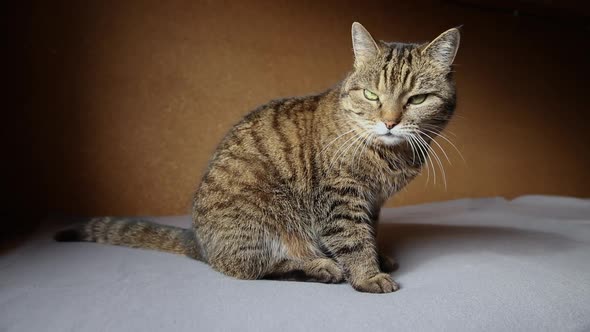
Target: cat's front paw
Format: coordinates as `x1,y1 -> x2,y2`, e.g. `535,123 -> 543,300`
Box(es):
352,273 -> 399,293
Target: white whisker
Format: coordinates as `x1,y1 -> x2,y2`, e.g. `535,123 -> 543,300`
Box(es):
416,129 -> 452,165
398,130 -> 418,165
326,132 -> 362,171
337,132 -> 367,172
328,131 -> 366,173
408,134 -> 431,186
353,131 -> 373,170
320,129 -> 355,155
415,133 -> 447,190
422,123 -> 457,137
421,127 -> 465,163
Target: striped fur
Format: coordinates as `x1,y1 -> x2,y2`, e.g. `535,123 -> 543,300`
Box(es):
56,23 -> 460,293
55,218 -> 203,260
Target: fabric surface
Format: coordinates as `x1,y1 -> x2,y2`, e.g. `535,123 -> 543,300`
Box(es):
1,196 -> 589,332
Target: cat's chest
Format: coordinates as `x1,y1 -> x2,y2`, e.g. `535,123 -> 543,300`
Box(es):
354,151 -> 420,188
360,160 -> 422,206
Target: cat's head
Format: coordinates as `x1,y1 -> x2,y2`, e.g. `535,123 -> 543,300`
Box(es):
339,22 -> 460,147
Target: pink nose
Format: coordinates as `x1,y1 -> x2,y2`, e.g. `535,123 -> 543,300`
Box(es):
384,120 -> 397,129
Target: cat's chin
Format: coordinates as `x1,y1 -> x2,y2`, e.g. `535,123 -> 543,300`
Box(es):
377,134 -> 405,146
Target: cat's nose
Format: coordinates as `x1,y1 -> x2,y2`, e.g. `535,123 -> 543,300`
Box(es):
384,120 -> 397,129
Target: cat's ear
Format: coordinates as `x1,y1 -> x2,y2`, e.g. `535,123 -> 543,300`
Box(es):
422,27 -> 461,67
351,22 -> 381,67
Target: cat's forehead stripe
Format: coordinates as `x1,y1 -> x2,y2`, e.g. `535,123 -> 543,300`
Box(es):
383,49 -> 397,90
379,44 -> 419,93
383,48 -> 394,66
378,67 -> 387,91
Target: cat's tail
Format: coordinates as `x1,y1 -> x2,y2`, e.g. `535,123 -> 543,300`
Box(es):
54,217 -> 205,261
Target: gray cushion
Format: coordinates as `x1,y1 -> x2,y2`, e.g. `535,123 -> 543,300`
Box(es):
1,196 -> 589,331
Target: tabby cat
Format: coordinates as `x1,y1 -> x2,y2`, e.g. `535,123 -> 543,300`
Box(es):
55,22 -> 460,293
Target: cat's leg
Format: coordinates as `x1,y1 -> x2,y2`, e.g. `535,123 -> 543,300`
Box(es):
265,258 -> 344,283
204,227 -> 276,280
320,212 -> 400,293
204,224 -> 342,282
208,238 -> 344,283
371,211 -> 398,273
207,248 -> 269,280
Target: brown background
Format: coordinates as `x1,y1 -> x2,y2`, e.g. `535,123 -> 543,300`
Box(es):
4,0 -> 590,237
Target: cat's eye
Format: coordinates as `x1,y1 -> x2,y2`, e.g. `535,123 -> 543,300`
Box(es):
363,89 -> 379,101
408,94 -> 427,105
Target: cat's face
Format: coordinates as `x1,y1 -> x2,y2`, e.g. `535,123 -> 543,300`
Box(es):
340,23 -> 460,147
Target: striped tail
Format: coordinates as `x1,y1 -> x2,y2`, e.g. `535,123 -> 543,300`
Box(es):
54,217 -> 204,261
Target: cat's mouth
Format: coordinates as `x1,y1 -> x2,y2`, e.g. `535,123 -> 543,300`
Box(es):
377,133 -> 405,146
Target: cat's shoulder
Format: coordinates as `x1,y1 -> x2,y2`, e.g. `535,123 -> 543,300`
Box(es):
240,92 -> 327,124
261,93 -> 325,113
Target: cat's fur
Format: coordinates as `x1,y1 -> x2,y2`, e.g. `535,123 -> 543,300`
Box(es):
55,23 -> 460,293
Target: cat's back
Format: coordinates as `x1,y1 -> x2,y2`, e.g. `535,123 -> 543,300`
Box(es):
221,93 -> 324,154
194,92 -> 330,211
235,93 -> 325,137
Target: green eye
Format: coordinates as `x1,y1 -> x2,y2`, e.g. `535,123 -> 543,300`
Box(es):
408,94 -> 427,105
363,89 -> 379,101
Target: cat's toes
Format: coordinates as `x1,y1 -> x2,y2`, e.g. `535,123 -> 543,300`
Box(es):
309,258 -> 344,283
352,273 -> 400,293
378,252 -> 398,273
